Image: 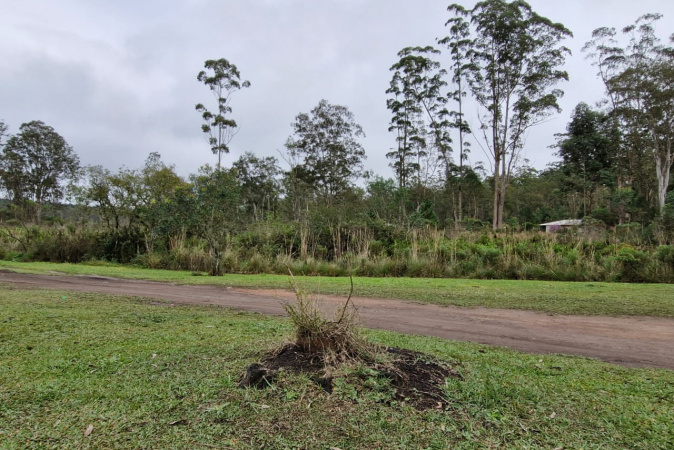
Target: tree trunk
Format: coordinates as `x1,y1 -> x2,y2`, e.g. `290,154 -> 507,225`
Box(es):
492,152 -> 501,230
332,226 -> 342,260
300,225 -> 308,260
457,77 -> 465,229
655,153 -> 670,214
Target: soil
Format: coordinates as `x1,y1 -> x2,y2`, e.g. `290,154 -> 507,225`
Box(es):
241,343 -> 461,410
2,270 -> 674,370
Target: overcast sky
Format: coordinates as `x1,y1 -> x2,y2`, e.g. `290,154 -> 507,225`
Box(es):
1,0 -> 673,179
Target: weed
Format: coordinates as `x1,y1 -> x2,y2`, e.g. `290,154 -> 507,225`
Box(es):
283,271 -> 371,366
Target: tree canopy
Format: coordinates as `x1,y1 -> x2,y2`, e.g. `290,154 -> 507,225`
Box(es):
449,0 -> 572,229
0,120 -> 80,223
285,99 -> 366,202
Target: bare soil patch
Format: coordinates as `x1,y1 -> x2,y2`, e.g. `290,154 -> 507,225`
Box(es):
240,344 -> 462,410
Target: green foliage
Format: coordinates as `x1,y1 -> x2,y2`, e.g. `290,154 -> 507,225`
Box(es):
449,0 -> 572,229
409,199 -> 439,227
0,120 -> 80,223
285,99 -> 366,202
556,103 -> 617,216
584,14 -> 674,214
232,152 -> 281,220
183,166 -> 243,275
612,245 -> 648,282
386,46 -> 449,189
655,245 -> 674,268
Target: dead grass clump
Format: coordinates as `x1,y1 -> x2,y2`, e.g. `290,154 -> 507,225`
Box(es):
240,272 -> 463,410
283,271 -> 372,366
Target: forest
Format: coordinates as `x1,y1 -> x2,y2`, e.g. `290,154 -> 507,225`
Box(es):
1,2 -> 674,282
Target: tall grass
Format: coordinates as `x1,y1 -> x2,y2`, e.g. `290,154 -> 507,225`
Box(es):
2,221 -> 674,283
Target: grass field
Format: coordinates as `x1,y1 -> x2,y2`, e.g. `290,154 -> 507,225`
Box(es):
2,260 -> 674,317
1,286 -> 673,448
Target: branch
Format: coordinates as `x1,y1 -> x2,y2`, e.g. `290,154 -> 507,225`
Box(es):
0,222 -> 29,252
336,273 -> 354,324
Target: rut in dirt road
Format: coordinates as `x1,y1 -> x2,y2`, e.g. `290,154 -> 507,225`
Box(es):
2,270 -> 673,370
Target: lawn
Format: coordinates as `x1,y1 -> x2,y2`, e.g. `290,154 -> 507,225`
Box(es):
2,260 -> 674,317
1,285 -> 672,448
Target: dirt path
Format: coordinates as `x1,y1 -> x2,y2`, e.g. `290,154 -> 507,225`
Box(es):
2,271 -> 673,370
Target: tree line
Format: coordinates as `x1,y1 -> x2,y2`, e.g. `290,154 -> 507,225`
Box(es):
1,0 -> 674,280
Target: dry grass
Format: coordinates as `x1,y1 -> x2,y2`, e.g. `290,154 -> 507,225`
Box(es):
283,270 -> 374,367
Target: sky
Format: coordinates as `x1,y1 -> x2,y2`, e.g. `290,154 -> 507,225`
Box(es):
1,0 -> 673,179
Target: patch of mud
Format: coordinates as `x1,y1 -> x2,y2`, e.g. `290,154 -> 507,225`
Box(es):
262,343 -> 326,373
380,347 -> 462,410
239,344 -> 462,410
75,275 -> 120,281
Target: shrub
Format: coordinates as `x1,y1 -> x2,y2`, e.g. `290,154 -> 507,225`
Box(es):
614,246 -> 648,282
245,253 -> 270,274
655,245 -> 674,268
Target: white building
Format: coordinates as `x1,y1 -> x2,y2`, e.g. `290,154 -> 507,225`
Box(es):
539,219 -> 583,233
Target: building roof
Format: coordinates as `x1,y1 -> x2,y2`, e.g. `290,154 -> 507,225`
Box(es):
539,219 -> 583,227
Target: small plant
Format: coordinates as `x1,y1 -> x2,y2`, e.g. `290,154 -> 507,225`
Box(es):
283,270 -> 371,366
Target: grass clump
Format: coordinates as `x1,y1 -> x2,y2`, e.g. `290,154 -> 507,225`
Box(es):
250,273 -> 461,411
283,271 -> 368,364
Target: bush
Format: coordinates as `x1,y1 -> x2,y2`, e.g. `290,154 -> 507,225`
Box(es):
614,246 -> 648,282
30,226 -> 101,263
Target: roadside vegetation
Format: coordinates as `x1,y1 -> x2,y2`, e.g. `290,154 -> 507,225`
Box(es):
1,286 -> 672,448
2,222 -> 674,284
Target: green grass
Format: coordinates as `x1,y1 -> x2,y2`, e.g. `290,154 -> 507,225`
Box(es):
3,260 -> 674,317
0,286 -> 672,448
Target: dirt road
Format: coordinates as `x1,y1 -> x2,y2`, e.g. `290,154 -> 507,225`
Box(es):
2,271 -> 673,370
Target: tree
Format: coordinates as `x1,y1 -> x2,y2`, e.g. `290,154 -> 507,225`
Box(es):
137,153 -> 185,251
0,120 -> 80,223
440,11 -> 473,226
449,0 -> 572,230
556,103 -> 616,217
285,99 -> 366,203
364,177 -> 400,222
386,46 -> 450,190
585,14 -> 674,215
187,166 -> 242,275
0,120 -> 7,148
80,154 -> 184,239
139,152 -> 185,207
233,152 -> 281,221
196,58 -> 250,170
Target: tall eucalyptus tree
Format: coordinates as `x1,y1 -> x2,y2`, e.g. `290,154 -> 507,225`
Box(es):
386,46 -> 450,190
440,9 -> 473,225
449,0 -> 572,229
195,58 -> 250,170
584,14 -> 674,214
